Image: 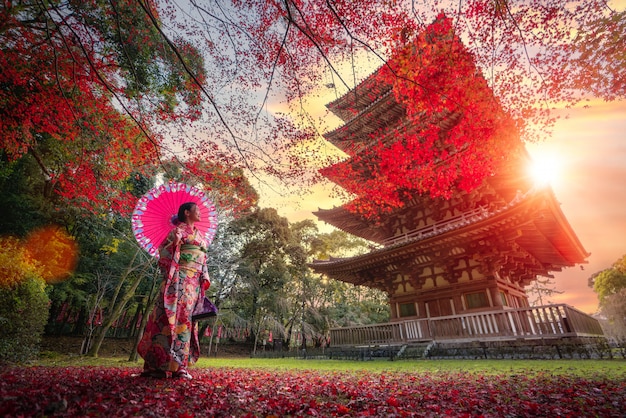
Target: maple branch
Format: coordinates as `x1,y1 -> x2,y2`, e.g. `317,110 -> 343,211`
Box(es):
152,2 -> 305,193
38,0 -> 167,173
29,148 -> 52,184
409,0 -> 426,26
136,0 -> 269,184
283,40 -> 328,140
254,19 -> 290,124
107,0 -> 145,107
495,0 -> 552,107
281,0 -> 351,91
42,4 -> 78,130
36,0 -> 95,186
187,0 -> 296,173
188,0 -> 252,67
323,0 -> 464,115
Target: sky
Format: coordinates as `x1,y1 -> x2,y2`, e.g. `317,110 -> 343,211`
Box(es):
261,98 -> 626,316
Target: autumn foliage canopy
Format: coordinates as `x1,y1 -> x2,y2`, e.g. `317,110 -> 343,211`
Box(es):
1,1 -> 624,218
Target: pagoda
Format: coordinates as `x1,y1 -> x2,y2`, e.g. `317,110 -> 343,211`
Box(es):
309,19 -> 599,349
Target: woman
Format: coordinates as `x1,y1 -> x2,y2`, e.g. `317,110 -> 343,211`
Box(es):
138,202 -> 210,380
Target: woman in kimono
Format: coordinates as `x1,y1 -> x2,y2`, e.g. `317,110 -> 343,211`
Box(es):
138,202 -> 210,380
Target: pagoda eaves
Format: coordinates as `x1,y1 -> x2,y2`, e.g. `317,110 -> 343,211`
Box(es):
311,187 -> 588,292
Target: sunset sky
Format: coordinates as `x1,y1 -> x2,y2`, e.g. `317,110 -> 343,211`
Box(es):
261,99 -> 625,316
525,101 -> 626,314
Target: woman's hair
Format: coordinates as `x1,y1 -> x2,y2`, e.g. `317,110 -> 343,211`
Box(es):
177,202 -> 197,223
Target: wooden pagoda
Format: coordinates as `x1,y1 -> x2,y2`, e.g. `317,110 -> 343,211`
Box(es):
309,22 -> 605,353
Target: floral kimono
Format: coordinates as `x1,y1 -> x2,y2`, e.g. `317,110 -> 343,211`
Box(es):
138,223 -> 210,377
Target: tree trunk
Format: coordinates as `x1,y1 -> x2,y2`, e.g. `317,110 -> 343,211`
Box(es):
88,250 -> 146,357
128,276 -> 159,362
128,299 -> 154,362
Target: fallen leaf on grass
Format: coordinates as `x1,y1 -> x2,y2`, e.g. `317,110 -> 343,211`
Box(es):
1,366 -> 624,417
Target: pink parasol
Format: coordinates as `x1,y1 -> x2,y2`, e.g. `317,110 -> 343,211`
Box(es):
131,182 -> 218,258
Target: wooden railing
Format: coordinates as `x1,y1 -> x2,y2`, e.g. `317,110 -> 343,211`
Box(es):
330,304 -> 604,346
382,205 -> 489,247
381,188 -> 536,247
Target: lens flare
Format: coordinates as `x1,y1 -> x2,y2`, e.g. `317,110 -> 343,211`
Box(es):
23,226 -> 78,284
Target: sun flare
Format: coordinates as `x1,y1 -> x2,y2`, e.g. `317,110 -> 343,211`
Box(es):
528,153 -> 562,187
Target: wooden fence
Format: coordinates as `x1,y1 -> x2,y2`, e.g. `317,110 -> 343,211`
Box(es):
330,304 -> 604,346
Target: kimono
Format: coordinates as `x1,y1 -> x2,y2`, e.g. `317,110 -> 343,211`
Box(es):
138,223 -> 210,376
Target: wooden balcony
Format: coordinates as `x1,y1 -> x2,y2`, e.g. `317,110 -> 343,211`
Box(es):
330,304 -> 604,346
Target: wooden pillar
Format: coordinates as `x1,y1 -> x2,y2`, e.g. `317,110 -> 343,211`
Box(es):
417,300 -> 427,319
490,287 -> 504,308
390,300 -> 398,320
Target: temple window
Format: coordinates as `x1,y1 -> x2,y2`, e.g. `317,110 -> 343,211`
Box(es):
465,291 -> 489,309
399,302 -> 417,317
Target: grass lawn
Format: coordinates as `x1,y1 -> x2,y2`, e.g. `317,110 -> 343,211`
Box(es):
206,357 -> 626,377
35,349 -> 626,378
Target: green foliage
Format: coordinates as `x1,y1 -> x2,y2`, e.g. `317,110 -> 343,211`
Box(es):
45,210 -> 157,342
73,0 -> 205,110
207,209 -> 389,349
0,277 -> 50,364
311,230 -> 373,260
591,254 -> 626,306
325,283 -> 389,327
0,155 -> 51,237
594,269 -> 626,304
224,208 -> 296,344
590,254 -> 626,340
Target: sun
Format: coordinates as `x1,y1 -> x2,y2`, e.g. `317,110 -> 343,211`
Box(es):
528,153 -> 561,187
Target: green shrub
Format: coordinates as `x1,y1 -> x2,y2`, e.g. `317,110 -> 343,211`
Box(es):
0,277 -> 50,364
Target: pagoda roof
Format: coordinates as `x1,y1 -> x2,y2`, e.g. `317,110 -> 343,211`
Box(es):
317,145 -> 533,241
314,205 -> 386,243
324,100 -> 465,157
309,187 -> 589,289
326,68 -> 391,122
321,108 -> 466,192
323,89 -> 404,154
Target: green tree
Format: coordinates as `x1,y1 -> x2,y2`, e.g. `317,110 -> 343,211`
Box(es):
309,229 -> 389,329
590,254 -> 626,340
590,255 -> 626,304
227,208 -> 296,354
288,220 -> 323,349
0,155 -> 50,237
0,277 -> 49,364
85,250 -> 154,357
